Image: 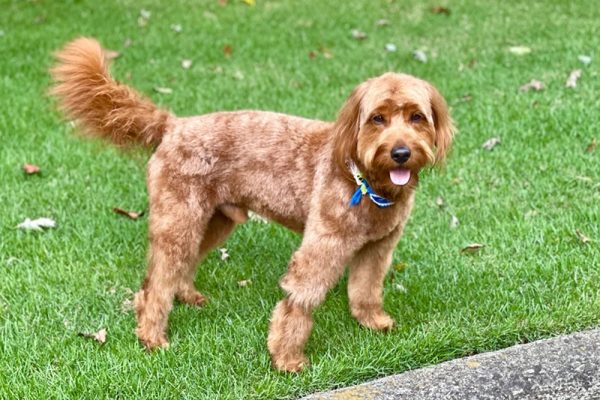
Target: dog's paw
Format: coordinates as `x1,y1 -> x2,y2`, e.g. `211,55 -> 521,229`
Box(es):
357,312 -> 395,332
272,354 -> 309,373
176,290 -> 207,307
136,328 -> 170,351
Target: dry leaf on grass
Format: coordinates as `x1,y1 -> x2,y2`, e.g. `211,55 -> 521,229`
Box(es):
138,9 -> 151,27
154,87 -> 173,95
238,279 -> 252,287
17,217 -> 56,231
248,211 -> 268,223
121,298 -> 134,313
123,38 -> 132,48
413,49 -> 427,63
578,55 -> 592,65
219,0 -> 228,6
450,215 -> 460,229
376,19 -> 389,27
482,137 -> 501,150
576,230 -> 591,244
393,262 -> 408,272
223,44 -> 233,57
461,243 -> 485,253
508,46 -> 531,56
432,6 -> 450,15
435,196 -> 445,208
520,79 -> 544,92
586,138 -> 597,153
566,69 -> 582,88
181,59 -> 193,69
104,49 -> 121,60
23,163 -> 40,174
351,29 -> 367,40
219,248 -> 229,261
78,328 -> 107,344
384,43 -> 397,53
113,207 -> 144,220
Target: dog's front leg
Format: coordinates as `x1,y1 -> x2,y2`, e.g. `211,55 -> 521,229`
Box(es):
347,225 -> 403,331
267,233 -> 360,372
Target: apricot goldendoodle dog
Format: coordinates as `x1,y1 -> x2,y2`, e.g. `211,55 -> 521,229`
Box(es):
51,38 -> 454,372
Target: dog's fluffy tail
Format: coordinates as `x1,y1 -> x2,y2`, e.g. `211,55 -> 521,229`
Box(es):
50,37 -> 171,147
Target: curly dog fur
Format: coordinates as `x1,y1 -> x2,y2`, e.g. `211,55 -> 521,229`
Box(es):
50,37 -> 455,372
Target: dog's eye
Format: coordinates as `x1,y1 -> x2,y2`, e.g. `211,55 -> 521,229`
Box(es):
372,114 -> 385,125
410,113 -> 424,123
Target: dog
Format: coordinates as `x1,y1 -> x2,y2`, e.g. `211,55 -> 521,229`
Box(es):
50,37 -> 455,372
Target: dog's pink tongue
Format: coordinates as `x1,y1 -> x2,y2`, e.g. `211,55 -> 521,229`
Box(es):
390,168 -> 411,186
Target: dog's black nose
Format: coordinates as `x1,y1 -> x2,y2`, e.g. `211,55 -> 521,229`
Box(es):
391,146 -> 411,164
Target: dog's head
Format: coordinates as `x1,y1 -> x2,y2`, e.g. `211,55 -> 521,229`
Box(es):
333,73 -> 455,196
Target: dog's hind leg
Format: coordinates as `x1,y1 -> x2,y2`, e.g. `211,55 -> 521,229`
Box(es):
175,209 -> 237,306
134,163 -> 214,349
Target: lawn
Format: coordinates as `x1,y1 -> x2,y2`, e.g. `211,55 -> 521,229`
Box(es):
1,0 -> 599,398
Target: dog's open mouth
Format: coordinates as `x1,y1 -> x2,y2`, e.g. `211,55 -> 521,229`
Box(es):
389,168 -> 411,186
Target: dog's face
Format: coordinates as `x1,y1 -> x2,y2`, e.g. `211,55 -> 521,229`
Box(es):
334,73 -> 454,195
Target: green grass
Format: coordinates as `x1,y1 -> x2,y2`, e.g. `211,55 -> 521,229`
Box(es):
1,0 -> 599,398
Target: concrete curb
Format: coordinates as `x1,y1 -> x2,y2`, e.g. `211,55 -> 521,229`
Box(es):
303,329 -> 600,400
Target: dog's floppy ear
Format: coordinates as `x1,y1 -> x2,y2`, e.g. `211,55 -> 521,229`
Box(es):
428,84 -> 455,165
333,82 -> 368,174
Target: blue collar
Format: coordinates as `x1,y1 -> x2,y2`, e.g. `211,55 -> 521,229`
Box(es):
347,160 -> 394,208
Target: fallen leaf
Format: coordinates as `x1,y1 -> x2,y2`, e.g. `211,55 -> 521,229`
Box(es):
393,262 -> 408,272
586,138 -> 597,153
508,46 -> 531,56
104,49 -> 121,60
576,229 -> 591,244
566,69 -> 582,88
181,59 -> 193,69
121,298 -> 134,313
520,79 -> 544,92
23,163 -> 40,174
218,0 -> 228,6
140,9 -> 151,19
457,94 -> 473,103
170,24 -> 182,33
384,43 -> 397,53
432,6 -> 450,15
78,328 -> 107,344
238,279 -> 252,287
578,55 -> 592,65
138,9 -> 151,27
321,47 -> 333,59
413,49 -> 427,63
113,207 -> 144,220
223,44 -> 233,57
450,215 -> 460,229
123,38 -> 132,48
466,360 -> 481,369
233,70 -> 244,80
219,248 -> 229,261
394,283 -> 408,293
376,19 -> 389,27
308,50 -> 317,59
435,196 -> 445,208
242,0 -> 256,6
17,217 -> 56,231
248,211 -> 268,223
461,243 -> 484,253
154,87 -> 173,94
351,29 -> 367,40
482,137 -> 501,151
